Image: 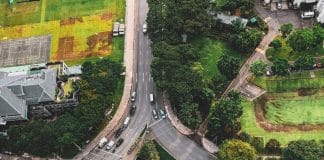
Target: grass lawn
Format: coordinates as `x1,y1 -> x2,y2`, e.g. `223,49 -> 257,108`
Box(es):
266,36 -> 324,62
241,100 -> 324,146
265,96 -> 324,125
196,38 -> 247,81
153,140 -> 176,160
250,70 -> 324,92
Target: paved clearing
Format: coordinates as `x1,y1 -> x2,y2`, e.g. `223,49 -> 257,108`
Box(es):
0,35 -> 51,67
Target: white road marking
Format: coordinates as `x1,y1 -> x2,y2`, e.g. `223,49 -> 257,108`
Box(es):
148,118 -> 163,128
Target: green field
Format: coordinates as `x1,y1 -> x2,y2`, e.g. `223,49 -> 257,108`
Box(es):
196,38 -> 247,80
250,70 -> 324,92
265,96 -> 324,125
241,100 -> 324,146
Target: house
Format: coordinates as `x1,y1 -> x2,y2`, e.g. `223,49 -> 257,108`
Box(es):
0,68 -> 57,125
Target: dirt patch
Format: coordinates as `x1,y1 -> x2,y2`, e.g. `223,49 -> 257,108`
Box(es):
60,17 -> 83,26
254,95 -> 324,132
101,12 -> 113,20
87,31 -> 111,51
57,37 -> 74,60
298,88 -> 318,96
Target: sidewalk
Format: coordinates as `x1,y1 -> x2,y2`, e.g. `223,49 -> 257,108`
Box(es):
163,93 -> 194,136
74,0 -> 135,159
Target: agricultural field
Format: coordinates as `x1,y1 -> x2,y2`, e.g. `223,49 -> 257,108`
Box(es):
0,0 -> 125,65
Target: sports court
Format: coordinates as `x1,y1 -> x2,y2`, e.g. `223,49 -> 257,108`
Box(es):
0,35 -> 51,67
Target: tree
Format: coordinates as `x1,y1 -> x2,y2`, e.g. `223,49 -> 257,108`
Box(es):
280,23 -> 293,38
221,0 -> 241,11
217,54 -> 240,79
137,140 -> 160,160
233,29 -> 262,53
249,60 -> 267,77
269,39 -> 282,50
217,140 -> 257,160
283,140 -> 322,160
179,102 -> 202,129
207,91 -> 242,143
209,76 -> 228,97
294,54 -> 315,71
271,58 -> 290,76
288,28 -> 316,52
266,139 -> 281,154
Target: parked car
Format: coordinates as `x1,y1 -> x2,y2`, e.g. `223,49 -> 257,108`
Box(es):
115,127 -> 124,138
98,137 -> 108,148
152,109 -> 158,119
301,11 -> 315,18
123,117 -> 130,128
149,93 -> 154,103
116,138 -> 124,147
130,105 -> 136,116
106,140 -> 115,150
143,23 -> 147,34
277,2 -> 282,9
160,109 -> 166,119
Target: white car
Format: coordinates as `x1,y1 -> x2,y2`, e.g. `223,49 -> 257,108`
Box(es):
106,140 -> 115,150
160,109 -> 166,119
277,2 -> 282,9
143,23 -> 147,34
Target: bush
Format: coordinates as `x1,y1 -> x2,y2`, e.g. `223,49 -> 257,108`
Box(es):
265,139 -> 281,154
251,136 -> 264,152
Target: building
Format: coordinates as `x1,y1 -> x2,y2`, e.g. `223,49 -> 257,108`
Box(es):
293,0 -> 324,23
0,68 -> 57,125
213,12 -> 249,28
293,0 -> 318,8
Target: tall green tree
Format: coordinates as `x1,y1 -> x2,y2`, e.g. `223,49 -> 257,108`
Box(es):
288,28 -> 316,52
217,54 -> 240,79
207,91 -> 242,143
283,140 -> 322,160
232,29 -> 262,53
271,58 -> 290,76
249,60 -> 268,77
269,39 -> 282,50
217,140 -> 257,160
179,102 -> 202,129
280,23 -> 293,38
295,54 -> 315,71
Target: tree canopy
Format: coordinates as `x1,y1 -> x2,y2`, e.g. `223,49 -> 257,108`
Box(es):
179,102 -> 202,129
280,23 -> 293,38
217,54 -> 240,80
137,140 -> 160,160
294,54 -> 315,71
283,140 -> 322,160
249,60 -> 267,77
231,29 -> 262,53
217,140 -> 257,160
288,26 -> 324,52
271,58 -> 290,76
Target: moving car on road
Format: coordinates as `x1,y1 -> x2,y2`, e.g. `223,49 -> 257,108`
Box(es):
143,23 -> 147,34
115,127 -> 124,138
130,105 -> 136,116
116,138 -> 124,147
149,93 -> 154,103
123,117 -> 130,128
131,91 -> 136,102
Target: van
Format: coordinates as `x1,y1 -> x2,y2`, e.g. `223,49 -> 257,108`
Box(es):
149,93 -> 154,103
131,91 -> 136,102
123,117 -> 130,128
301,11 -> 315,19
152,109 -> 158,119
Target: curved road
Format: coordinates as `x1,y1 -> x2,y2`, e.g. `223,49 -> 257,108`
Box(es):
80,0 -> 213,160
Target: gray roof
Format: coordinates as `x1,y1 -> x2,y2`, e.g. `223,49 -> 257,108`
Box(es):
0,68 -> 57,122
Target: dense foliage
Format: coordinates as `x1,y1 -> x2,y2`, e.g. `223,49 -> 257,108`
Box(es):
137,140 -> 160,160
288,25 -> 324,52
271,58 -> 290,76
3,58 -> 123,157
282,140 -> 323,160
294,54 -> 315,71
207,91 -> 242,143
265,139 -> 281,154
280,23 -> 293,38
269,39 -> 282,50
249,60 -> 268,77
217,54 -> 241,79
230,29 -> 263,53
217,140 -> 257,160
179,102 -> 202,129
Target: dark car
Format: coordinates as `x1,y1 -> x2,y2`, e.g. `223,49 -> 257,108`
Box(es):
114,127 -> 123,138
130,105 -> 136,116
116,138 -> 124,147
